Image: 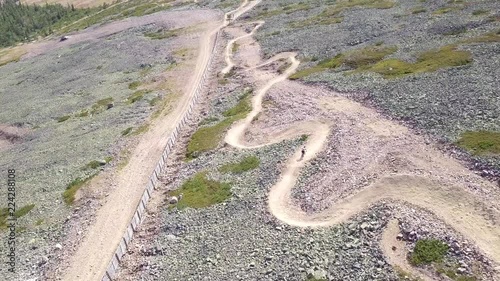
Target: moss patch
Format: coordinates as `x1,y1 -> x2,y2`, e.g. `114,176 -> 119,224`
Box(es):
219,156 -> 260,174
456,131 -> 500,155
410,239 -> 449,266
128,81 -> 141,90
462,29 -> 500,44
144,27 -> 181,40
169,172 -> 231,209
90,97 -> 113,115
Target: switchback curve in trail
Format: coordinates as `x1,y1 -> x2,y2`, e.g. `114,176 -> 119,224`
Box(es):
221,5 -> 500,280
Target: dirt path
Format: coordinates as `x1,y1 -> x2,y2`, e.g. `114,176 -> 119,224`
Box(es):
381,220 -> 433,281
222,12 -> 500,281
60,1 -> 262,280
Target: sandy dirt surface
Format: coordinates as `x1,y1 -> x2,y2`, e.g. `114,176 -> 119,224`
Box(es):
222,11 -> 500,280
381,219 -> 433,281
55,9 -> 222,281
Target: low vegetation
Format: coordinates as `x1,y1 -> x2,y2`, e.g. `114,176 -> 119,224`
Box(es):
290,45 -> 397,79
57,115 -> 71,123
289,0 -> 394,28
456,131 -> 500,155
62,174 -> 96,205
0,47 -> 26,67
257,2 -> 312,18
169,172 -> 231,209
127,90 -> 151,104
462,29 -> 500,44
90,97 -> 113,115
366,45 -> 471,78
144,27 -> 181,40
0,204 -> 35,229
412,7 -> 427,14
219,155 -> 260,174
410,239 -> 449,266
83,157 -> 112,170
128,81 -> 141,90
121,127 -> 133,136
131,123 -> 150,135
186,90 -> 252,160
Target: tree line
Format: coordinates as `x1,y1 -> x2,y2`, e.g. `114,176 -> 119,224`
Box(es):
0,0 -> 98,48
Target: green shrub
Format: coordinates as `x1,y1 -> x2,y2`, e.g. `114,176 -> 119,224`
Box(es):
219,156 -> 260,174
169,172 -> 231,209
410,239 -> 449,266
456,131 -> 500,155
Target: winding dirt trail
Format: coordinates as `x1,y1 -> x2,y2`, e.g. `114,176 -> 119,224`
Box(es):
222,5 -> 500,280
61,2 -> 259,281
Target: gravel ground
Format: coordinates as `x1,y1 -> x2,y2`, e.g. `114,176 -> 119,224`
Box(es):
117,24 -> 497,280
245,0 -> 500,174
0,9 -> 214,279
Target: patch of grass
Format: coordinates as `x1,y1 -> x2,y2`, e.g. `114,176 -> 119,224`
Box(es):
169,172 -> 231,209
291,45 -> 397,79
472,9 -> 489,16
149,96 -> 162,106
90,97 -> 113,115
232,42 -> 239,53
0,47 -> 26,67
300,134 -> 309,142
128,81 -> 141,90
410,239 -> 449,266
462,29 -> 500,44
367,45 -> 471,78
144,27 -> 180,40
35,219 -> 44,226
127,90 -> 151,104
456,131 -> 500,155
291,0 -> 394,27
222,90 -> 252,118
131,123 -> 150,135
186,91 -> 252,160
433,7 -> 454,15
199,117 -> 219,126
15,204 -> 35,219
84,160 -> 105,170
173,48 -> 190,58
63,174 -> 96,205
76,110 -> 89,117
218,78 -> 229,85
219,156 -> 260,174
257,2 -> 312,18
121,127 -> 133,136
277,60 -> 292,74
412,7 -> 427,14
57,115 -> 71,123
